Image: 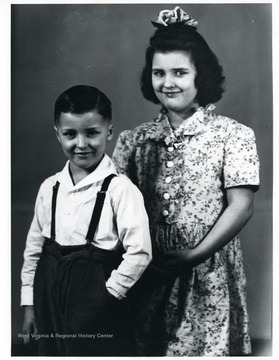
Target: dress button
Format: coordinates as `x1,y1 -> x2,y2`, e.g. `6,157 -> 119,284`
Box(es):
163,193 -> 170,200
167,146 -> 174,152
165,176 -> 172,184
167,161 -> 174,168
162,210 -> 169,216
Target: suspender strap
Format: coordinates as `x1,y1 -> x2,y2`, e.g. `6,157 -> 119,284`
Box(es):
86,174 -> 117,243
51,181 -> 60,239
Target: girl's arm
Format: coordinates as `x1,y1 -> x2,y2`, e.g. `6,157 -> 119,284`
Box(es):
112,130 -> 138,184
162,187 -> 254,271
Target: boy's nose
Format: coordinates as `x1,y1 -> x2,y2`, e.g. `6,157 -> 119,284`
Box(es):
77,135 -> 87,149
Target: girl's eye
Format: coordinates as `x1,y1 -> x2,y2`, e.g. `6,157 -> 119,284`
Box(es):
175,70 -> 187,76
152,70 -> 164,77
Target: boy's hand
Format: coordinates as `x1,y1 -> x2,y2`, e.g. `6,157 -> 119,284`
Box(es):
23,305 -> 37,346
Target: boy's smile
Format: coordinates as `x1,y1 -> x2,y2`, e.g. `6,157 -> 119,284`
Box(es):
55,111 -> 113,178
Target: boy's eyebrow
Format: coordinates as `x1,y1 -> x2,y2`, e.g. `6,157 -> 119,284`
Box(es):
60,125 -> 101,130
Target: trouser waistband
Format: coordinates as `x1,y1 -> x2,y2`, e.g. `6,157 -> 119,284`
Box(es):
42,237 -> 124,265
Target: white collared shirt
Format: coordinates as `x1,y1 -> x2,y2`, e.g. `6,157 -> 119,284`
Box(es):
21,154 -> 152,304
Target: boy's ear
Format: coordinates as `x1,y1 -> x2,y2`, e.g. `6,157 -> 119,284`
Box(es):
107,123 -> 113,141
54,126 -> 61,143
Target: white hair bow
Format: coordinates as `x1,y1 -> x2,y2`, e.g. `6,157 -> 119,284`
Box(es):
153,6 -> 198,28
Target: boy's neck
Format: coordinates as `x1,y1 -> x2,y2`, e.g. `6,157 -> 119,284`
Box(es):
69,167 -> 89,185
68,156 -> 104,185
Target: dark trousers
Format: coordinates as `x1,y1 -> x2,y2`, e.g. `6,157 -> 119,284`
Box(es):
33,238 -> 135,356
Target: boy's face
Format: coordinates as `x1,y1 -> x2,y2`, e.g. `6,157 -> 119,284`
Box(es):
55,111 -> 113,174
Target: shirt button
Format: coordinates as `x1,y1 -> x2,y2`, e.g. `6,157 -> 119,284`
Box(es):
65,210 -> 70,215
162,210 -> 169,216
167,161 -> 174,168
167,146 -> 174,152
163,193 -> 170,200
165,176 -> 172,184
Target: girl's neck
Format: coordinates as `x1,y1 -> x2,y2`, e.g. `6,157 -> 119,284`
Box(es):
167,106 -> 198,130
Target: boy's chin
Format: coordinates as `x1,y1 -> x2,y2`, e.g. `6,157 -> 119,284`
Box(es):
70,158 -> 104,173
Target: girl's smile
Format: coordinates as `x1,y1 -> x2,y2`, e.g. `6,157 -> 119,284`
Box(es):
152,51 -> 198,118
163,91 -> 182,98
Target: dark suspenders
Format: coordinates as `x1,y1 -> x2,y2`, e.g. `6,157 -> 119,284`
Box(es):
51,182 -> 60,240
50,174 -> 117,243
85,174 -> 116,243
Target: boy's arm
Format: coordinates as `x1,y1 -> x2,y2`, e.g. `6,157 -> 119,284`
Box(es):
21,184 -> 47,306
106,176 -> 152,299
22,305 -> 37,344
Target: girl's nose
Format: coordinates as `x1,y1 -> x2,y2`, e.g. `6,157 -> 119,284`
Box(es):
163,74 -> 175,88
77,135 -> 87,149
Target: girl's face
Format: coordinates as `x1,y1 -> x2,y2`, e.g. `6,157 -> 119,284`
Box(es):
152,51 -> 198,117
55,111 -> 113,175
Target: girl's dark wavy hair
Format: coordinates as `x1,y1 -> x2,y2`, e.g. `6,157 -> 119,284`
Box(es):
141,24 -> 225,107
54,85 -> 112,125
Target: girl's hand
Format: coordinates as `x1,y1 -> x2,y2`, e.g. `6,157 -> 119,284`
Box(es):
22,305 -> 38,346
159,249 -> 198,274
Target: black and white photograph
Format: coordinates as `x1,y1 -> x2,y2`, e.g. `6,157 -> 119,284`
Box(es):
1,0 -> 275,358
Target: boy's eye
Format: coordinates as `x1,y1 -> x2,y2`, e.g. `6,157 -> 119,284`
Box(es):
87,130 -> 100,136
62,131 -> 75,138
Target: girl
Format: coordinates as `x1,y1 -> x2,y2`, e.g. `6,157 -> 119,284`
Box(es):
21,85 -> 152,356
112,6 -> 260,356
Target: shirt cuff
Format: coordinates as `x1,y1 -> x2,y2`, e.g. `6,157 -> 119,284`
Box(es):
106,277 -> 128,300
21,287 -> 34,306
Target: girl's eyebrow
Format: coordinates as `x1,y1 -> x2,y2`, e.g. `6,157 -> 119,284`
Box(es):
152,67 -> 190,70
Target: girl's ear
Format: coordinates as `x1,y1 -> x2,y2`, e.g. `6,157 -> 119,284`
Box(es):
107,123 -> 114,141
54,126 -> 61,143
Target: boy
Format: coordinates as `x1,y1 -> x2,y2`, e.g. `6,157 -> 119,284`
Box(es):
21,85 -> 152,356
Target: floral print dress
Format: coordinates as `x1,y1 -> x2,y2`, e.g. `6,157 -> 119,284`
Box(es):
112,106 -> 260,356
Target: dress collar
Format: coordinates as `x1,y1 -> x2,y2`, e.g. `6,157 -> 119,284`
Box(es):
57,154 -> 117,191
148,104 -> 216,146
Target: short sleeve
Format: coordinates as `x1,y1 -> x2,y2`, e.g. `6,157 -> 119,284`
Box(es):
223,124 -> 260,191
112,130 -> 138,185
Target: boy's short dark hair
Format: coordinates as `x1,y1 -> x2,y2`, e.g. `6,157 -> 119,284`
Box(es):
54,85 -> 112,125
141,24 -> 225,107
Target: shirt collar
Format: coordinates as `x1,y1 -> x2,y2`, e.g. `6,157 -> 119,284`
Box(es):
57,154 -> 117,191
148,104 -> 216,145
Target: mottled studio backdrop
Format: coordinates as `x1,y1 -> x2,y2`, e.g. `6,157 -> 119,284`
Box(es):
11,3 -> 272,351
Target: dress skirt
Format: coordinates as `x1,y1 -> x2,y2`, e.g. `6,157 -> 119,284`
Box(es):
130,223 -> 251,356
